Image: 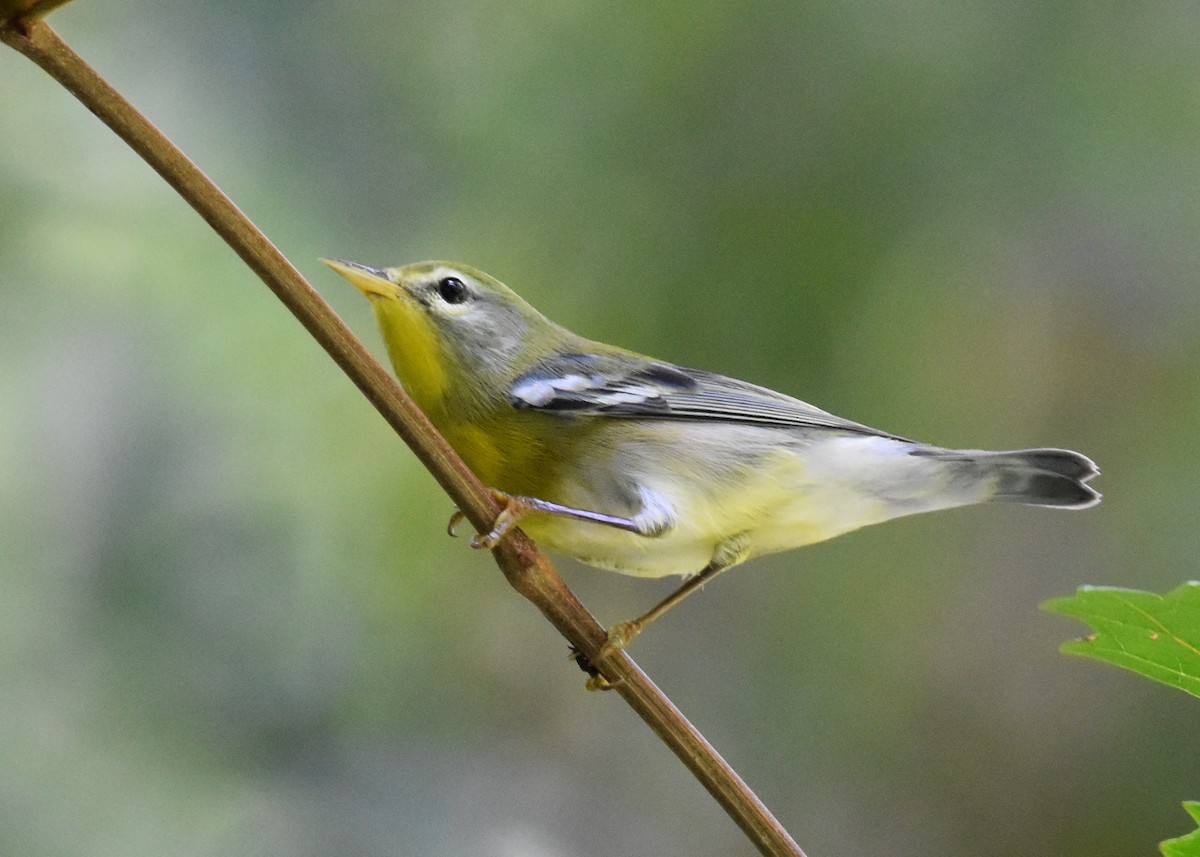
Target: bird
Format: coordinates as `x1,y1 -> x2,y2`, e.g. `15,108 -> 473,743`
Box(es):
323,258 -> 1099,657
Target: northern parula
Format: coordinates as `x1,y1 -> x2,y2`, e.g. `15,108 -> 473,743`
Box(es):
323,259 -> 1099,654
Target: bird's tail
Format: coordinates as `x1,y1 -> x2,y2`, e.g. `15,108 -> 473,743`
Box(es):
918,447 -> 1101,509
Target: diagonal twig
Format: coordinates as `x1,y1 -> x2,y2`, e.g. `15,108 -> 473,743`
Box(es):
1,11 -> 805,856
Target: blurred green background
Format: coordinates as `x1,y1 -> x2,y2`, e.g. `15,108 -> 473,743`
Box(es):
3,2 -> 1198,855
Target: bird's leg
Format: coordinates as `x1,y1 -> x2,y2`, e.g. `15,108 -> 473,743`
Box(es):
460,489 -> 655,550
598,564 -> 726,660
598,532 -> 750,661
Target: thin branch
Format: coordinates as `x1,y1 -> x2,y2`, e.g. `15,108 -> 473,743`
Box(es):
1,15 -> 805,857
0,0 -> 73,21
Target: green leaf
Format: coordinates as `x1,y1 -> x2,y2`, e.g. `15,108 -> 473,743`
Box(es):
1161,802 -> 1200,857
1042,582 -> 1200,699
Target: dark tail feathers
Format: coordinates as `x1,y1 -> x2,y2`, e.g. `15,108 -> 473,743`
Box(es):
921,447 -> 1101,509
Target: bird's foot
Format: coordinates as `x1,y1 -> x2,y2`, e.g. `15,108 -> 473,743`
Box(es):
569,645 -> 622,692
445,491 -> 529,550
598,619 -> 644,661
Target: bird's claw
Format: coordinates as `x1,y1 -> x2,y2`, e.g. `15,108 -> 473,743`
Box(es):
469,492 -> 530,550
598,620 -> 643,662
446,492 -> 530,550
585,674 -> 621,692
469,530 -> 500,550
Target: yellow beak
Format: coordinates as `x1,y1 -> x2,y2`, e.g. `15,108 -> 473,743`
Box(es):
320,258 -> 397,300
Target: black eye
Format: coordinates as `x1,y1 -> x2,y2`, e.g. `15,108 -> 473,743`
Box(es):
436,277 -> 469,305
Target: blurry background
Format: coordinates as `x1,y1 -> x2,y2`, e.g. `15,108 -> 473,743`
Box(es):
2,2 -> 1198,855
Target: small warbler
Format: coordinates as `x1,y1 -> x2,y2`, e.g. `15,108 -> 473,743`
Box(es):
323,259 -> 1099,655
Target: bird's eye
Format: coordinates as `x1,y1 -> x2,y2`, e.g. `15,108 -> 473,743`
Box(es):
436,277 -> 469,305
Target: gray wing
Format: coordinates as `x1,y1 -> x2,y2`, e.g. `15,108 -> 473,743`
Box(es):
509,351 -> 910,441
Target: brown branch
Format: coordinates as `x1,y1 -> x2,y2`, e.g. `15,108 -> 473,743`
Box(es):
0,0 -> 72,21
1,14 -> 805,857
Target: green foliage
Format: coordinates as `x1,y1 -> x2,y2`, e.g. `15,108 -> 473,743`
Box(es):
1047,585 -> 1200,856
1161,803 -> 1200,857
1043,583 -> 1200,699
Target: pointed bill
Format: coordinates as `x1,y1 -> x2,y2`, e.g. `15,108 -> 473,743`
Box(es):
320,258 -> 396,299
